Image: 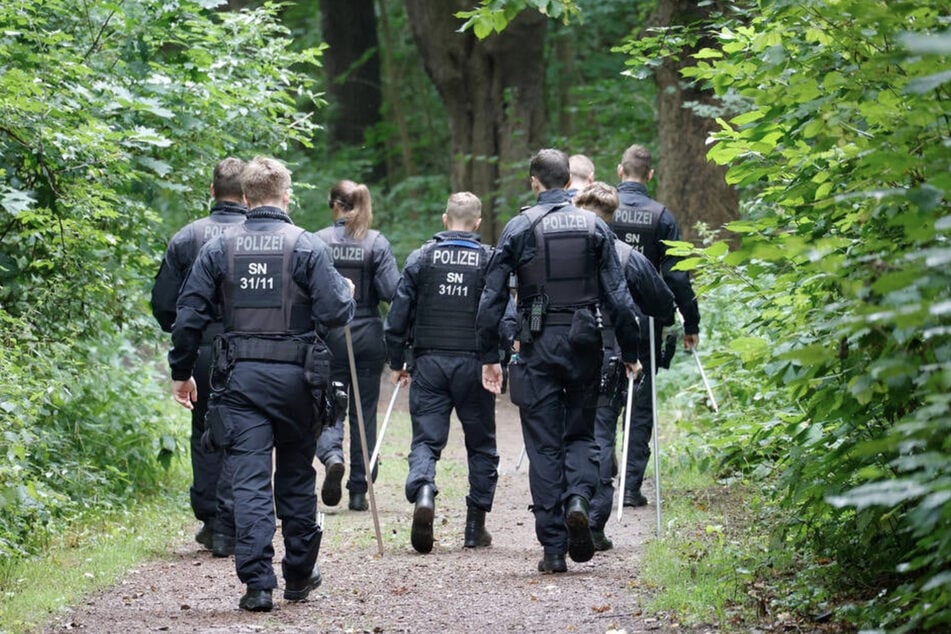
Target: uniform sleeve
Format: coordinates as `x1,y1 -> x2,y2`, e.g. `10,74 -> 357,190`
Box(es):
296,233 -> 356,330
383,248 -> 422,370
476,217 -> 529,364
499,295 -> 519,359
168,240 -> 221,380
595,221 -> 641,364
150,230 -> 193,332
657,209 -> 700,334
626,250 -> 676,326
372,234 -> 401,303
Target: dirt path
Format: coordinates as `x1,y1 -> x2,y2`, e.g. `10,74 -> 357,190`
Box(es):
43,381 -> 698,633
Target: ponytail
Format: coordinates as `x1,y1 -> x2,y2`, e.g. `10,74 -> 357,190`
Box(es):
328,180 -> 373,240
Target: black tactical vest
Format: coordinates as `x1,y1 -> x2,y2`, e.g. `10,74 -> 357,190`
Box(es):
517,204 -> 599,309
316,226 -> 380,314
414,237 -> 488,352
600,239 -> 634,350
188,214 -> 245,261
220,223 -> 311,335
612,199 -> 664,267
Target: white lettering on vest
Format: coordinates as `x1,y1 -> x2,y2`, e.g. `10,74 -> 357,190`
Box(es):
541,213 -> 587,233
614,206 -> 653,226
331,245 -> 365,262
431,248 -> 480,267
203,224 -> 227,242
235,234 -> 285,253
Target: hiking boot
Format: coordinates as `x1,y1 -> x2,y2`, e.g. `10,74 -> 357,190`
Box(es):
411,485 -> 435,554
239,588 -> 273,612
194,523 -> 213,550
321,458 -> 345,507
212,532 -> 235,558
284,566 -> 322,602
623,490 -> 648,508
537,552 -> 567,573
463,507 -> 492,548
348,491 -> 368,511
591,529 -> 614,552
565,496 -> 594,563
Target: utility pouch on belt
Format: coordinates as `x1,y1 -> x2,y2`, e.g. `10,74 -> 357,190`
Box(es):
568,307 -> 601,349
210,335 -> 234,393
507,357 -> 530,408
659,332 -> 678,369
203,396 -> 234,451
304,343 -> 336,437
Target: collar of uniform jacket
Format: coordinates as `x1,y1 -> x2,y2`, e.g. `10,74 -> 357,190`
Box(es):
247,206 -> 292,223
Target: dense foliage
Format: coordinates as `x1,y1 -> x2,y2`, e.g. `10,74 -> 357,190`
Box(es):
623,0 -> 950,629
0,0 -> 321,559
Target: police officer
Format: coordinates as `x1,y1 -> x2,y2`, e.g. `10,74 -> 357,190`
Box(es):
151,157 -> 246,556
169,156 -> 355,612
612,144 -> 701,507
566,153 -> 595,197
314,180 -> 400,511
384,192 -> 516,554
572,182 -> 676,551
477,149 -> 642,574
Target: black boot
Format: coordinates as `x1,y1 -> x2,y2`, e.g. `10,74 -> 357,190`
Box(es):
194,522 -> 213,550
348,491 -> 368,511
411,484 -> 435,554
284,565 -> 322,602
212,532 -> 235,558
239,588 -> 273,612
463,507 -> 492,548
565,495 -> 594,563
537,552 -> 567,573
321,458 -> 345,507
623,490 -> 648,508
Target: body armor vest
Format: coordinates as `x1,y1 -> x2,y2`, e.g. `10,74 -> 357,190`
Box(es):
517,204 -> 599,309
611,198 -> 664,267
189,213 -> 245,342
220,223 -> 311,335
414,238 -> 488,352
188,214 -> 245,261
316,226 -> 380,315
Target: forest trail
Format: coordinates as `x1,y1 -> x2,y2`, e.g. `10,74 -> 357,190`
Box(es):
42,381 -> 706,634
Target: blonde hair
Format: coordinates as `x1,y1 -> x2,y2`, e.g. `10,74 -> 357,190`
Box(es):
568,154 -> 595,184
619,144 -> 652,181
329,180 -> 372,240
573,181 -> 619,222
445,192 -> 482,230
240,156 -> 291,208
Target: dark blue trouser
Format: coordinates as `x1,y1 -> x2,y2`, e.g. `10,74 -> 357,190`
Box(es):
316,317 -> 383,493
213,360 -> 321,590
589,394 -> 622,531
404,353 -> 498,510
190,344 -> 230,532
508,325 -> 600,555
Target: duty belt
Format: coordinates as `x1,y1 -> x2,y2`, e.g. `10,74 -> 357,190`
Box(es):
228,337 -> 308,365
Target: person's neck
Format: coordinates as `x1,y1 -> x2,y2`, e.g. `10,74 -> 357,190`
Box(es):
250,200 -> 285,210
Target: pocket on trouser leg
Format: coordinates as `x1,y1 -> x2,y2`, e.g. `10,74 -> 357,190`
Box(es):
205,398 -> 236,451
508,362 -> 532,409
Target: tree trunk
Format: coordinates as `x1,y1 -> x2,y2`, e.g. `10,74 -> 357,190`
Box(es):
650,0 -> 738,243
404,1 -> 547,242
319,0 -> 383,150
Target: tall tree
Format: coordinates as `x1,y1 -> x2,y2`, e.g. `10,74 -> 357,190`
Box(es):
403,1 -> 548,241
319,0 -> 383,148
647,0 -> 738,241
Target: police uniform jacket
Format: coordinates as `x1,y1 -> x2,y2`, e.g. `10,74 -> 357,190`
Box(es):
385,230 -> 517,370
151,200 -> 248,333
476,188 -> 640,364
317,218 -> 400,319
168,207 -> 355,380
614,181 -> 700,335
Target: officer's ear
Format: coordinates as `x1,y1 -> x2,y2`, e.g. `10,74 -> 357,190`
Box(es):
442,213 -> 449,229
474,217 -> 482,231
616,164 -> 624,180
282,188 -> 291,209
647,168 -> 655,183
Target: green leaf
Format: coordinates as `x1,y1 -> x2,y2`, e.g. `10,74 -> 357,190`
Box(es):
827,479 -> 929,510
905,70 -> 951,95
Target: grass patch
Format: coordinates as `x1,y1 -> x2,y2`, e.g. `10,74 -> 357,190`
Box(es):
0,461 -> 193,634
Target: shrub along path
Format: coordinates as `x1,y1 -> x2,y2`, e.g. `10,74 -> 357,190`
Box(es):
43,381 -> 707,633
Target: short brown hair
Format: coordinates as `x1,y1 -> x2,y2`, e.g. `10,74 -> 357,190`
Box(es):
573,181 -> 619,221
212,157 -> 245,200
569,154 -> 595,183
619,144 -> 652,181
240,156 -> 291,207
445,192 -> 482,229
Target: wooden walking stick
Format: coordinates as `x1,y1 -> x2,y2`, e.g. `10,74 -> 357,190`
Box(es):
344,324 -> 384,556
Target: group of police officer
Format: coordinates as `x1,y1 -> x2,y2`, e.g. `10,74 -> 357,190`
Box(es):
153,146 -> 699,611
